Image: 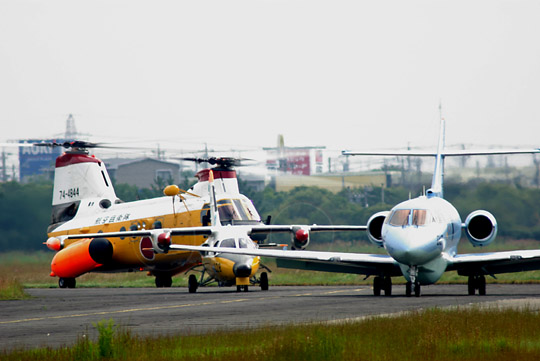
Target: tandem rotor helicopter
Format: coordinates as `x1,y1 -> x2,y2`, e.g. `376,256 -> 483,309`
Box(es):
27,141 -> 364,291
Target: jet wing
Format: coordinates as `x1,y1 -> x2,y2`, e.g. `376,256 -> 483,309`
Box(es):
343,149 -> 540,157
61,225 -> 364,240
60,227 -> 213,240
249,224 -> 367,235
168,244 -> 401,276
446,249 -> 540,276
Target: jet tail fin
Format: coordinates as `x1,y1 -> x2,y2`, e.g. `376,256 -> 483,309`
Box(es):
427,109 -> 445,198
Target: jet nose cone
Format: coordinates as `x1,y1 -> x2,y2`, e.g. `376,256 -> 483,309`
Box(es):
385,228 -> 444,265
233,263 -> 252,278
389,244 -> 434,265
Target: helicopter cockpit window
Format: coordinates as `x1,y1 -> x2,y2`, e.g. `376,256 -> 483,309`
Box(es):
388,209 -> 411,226
218,201 -> 240,221
216,199 -> 262,225
220,238 -> 236,248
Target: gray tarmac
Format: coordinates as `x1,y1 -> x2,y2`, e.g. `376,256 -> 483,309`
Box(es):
2,284 -> 540,350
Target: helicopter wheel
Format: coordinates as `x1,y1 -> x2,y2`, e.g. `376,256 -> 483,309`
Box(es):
188,274 -> 198,293
260,272 -> 269,291
155,275 -> 172,288
59,277 -> 76,289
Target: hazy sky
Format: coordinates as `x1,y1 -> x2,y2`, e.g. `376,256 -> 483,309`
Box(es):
1,0 -> 539,156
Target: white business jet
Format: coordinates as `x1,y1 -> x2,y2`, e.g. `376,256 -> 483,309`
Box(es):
162,116 -> 540,297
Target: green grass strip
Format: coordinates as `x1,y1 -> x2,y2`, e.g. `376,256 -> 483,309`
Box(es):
3,307 -> 540,360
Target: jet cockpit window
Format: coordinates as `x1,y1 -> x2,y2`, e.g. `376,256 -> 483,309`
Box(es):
412,209 -> 431,226
388,209 -> 411,226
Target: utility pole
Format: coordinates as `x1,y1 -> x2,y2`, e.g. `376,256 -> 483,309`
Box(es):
1,149 -> 6,182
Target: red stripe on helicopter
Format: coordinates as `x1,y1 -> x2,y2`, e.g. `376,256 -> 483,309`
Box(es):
196,169 -> 237,182
56,153 -> 102,168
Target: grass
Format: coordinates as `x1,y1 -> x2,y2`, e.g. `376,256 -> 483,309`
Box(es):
0,277 -> 30,300
2,307 -> 540,360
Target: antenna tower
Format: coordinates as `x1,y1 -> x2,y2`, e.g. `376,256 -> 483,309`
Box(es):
65,114 -> 77,139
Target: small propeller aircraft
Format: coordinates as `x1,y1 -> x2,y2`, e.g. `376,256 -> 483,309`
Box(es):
158,116 -> 540,297
43,142 -> 365,290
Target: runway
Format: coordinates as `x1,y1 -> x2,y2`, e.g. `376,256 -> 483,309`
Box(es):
2,284 -> 540,350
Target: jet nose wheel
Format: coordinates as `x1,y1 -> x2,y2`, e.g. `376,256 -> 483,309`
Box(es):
406,281 -> 421,297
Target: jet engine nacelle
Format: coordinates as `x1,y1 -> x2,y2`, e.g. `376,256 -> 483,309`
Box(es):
464,210 -> 498,247
291,226 -> 310,250
366,211 -> 389,248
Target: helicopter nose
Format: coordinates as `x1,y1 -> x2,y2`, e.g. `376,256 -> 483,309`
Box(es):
233,263 -> 252,278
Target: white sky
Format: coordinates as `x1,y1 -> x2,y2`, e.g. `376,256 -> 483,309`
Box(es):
1,0 -> 540,156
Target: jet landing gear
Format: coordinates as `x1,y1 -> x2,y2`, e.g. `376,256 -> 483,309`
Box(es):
405,281 -> 421,297
468,275 -> 486,296
406,266 -> 421,297
373,276 -> 392,296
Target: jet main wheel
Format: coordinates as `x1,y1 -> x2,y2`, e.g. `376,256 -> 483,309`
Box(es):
373,276 -> 391,296
155,275 -> 172,288
383,276 -> 392,296
373,276 -> 383,296
188,274 -> 198,293
260,272 -> 269,291
59,277 -> 76,289
467,275 -> 487,296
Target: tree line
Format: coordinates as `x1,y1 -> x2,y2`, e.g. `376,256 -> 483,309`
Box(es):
1,178 -> 540,251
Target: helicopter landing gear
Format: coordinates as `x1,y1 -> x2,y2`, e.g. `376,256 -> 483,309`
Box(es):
155,274 -> 172,288
259,272 -> 269,291
58,277 -> 76,288
188,274 -> 199,293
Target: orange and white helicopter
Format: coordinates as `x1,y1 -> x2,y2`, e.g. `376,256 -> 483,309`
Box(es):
41,141 -> 365,290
